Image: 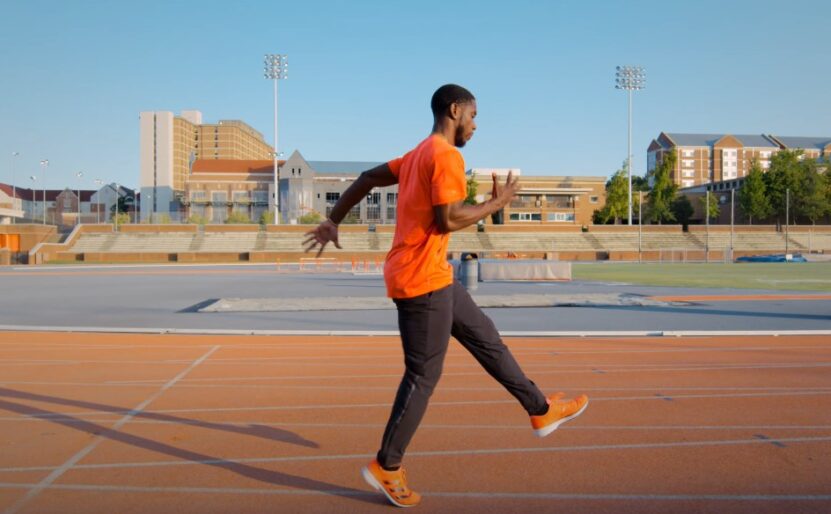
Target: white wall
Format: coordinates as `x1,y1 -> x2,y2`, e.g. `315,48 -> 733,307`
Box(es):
139,111 -> 175,220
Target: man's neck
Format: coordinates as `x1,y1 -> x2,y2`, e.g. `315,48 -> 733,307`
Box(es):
431,120 -> 456,145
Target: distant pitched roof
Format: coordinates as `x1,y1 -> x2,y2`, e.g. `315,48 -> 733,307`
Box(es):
770,136 -> 831,151
308,161 -> 383,174
191,159 -> 281,174
665,133 -> 778,148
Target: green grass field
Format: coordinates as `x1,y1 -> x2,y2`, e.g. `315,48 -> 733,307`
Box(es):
572,262 -> 831,291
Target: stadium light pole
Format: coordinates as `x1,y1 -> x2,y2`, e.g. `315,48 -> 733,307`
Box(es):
615,65 -> 646,226
94,179 -> 104,223
264,53 -> 288,225
76,171 -> 84,225
29,175 -> 38,220
11,152 -> 19,224
730,188 -> 734,262
785,188 -> 790,255
39,159 -> 48,224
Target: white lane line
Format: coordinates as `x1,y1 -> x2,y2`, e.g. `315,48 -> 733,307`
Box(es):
6,390 -> 831,422
3,381 -> 831,393
104,361 -> 831,384
3,417 -> 830,432
2,325 -> 831,337
2,345 -> 220,514
2,435 -> 831,474
0,482 -> 829,501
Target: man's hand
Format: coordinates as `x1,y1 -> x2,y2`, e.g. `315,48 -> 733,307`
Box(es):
491,170 -> 521,208
303,219 -> 342,257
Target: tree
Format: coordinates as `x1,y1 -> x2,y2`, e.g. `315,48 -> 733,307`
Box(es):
765,150 -> 804,226
464,175 -> 478,205
700,191 -> 720,222
670,195 -> 694,228
646,150 -> 678,224
226,211 -> 252,224
738,161 -> 771,224
297,211 -> 324,224
595,165 -> 629,224
258,211 -> 274,225
188,213 -> 208,225
798,159 -> 830,224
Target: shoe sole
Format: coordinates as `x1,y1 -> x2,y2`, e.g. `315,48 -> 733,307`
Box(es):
361,466 -> 418,508
533,399 -> 589,438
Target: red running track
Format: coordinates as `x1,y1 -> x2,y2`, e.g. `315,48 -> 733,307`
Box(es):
0,332 -> 830,514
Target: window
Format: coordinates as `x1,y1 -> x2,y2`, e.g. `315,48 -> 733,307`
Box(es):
211,206 -> 227,224
212,192 -> 227,205
589,196 -> 599,204
190,191 -> 207,202
367,192 -> 381,205
546,212 -> 574,222
325,192 -> 340,204
682,180 -> 694,188
509,212 -> 542,222
387,192 -> 398,205
682,149 -> 694,157
252,191 -> 268,204
232,191 -> 249,203
682,159 -> 694,168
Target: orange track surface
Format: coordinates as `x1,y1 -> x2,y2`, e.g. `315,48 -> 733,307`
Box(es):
1,332 -> 830,513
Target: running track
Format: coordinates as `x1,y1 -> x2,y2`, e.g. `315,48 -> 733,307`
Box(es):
1,332 -> 830,513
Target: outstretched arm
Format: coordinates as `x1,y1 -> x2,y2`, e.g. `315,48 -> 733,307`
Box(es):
303,163 -> 398,256
433,171 -> 520,233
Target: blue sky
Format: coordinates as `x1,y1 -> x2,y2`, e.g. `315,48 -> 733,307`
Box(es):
1,0 -> 829,191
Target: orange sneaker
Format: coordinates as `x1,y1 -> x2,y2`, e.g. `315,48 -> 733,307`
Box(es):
530,393 -> 589,438
361,459 -> 422,508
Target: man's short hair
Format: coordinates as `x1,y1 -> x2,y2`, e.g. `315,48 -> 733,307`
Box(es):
431,84 -> 475,118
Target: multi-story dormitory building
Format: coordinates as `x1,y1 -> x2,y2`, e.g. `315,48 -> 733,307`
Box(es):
647,132 -> 831,189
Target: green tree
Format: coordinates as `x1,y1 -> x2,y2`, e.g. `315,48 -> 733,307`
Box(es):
670,195 -> 694,228
738,161 -> 772,224
646,150 -> 678,224
341,211 -> 360,224
226,211 -> 252,224
765,150 -> 804,226
595,166 -> 629,224
798,159 -> 830,224
258,211 -> 275,225
297,211 -> 324,224
188,213 -> 208,225
464,175 -> 478,205
700,192 -> 720,222
111,212 -> 130,227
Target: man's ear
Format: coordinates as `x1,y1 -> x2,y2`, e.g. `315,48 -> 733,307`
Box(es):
448,102 -> 460,120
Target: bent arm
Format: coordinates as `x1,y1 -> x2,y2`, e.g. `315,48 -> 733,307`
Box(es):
327,163 -> 398,224
433,198 -> 506,233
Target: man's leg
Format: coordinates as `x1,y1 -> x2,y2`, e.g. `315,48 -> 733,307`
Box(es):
449,281 -> 549,415
376,285 -> 454,469
449,280 -> 589,435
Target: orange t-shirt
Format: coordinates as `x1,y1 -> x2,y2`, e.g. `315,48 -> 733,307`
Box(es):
384,134 -> 467,299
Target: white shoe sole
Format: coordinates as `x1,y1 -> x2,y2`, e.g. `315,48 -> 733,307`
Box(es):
534,399 -> 589,438
361,466 -> 417,508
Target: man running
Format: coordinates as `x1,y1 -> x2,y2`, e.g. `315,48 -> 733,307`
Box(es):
304,84 -> 588,508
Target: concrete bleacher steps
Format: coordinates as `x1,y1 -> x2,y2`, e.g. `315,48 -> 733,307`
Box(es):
49,226 -> 831,264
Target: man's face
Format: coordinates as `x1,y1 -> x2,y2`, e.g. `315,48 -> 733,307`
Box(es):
454,100 -> 477,148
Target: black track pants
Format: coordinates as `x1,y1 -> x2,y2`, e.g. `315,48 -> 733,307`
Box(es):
376,281 -> 548,468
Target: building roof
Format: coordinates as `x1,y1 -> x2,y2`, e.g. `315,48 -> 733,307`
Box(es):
664,133 -> 779,148
0,184 -> 67,201
770,136 -> 831,151
308,161 -> 384,174
191,159 -> 281,174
